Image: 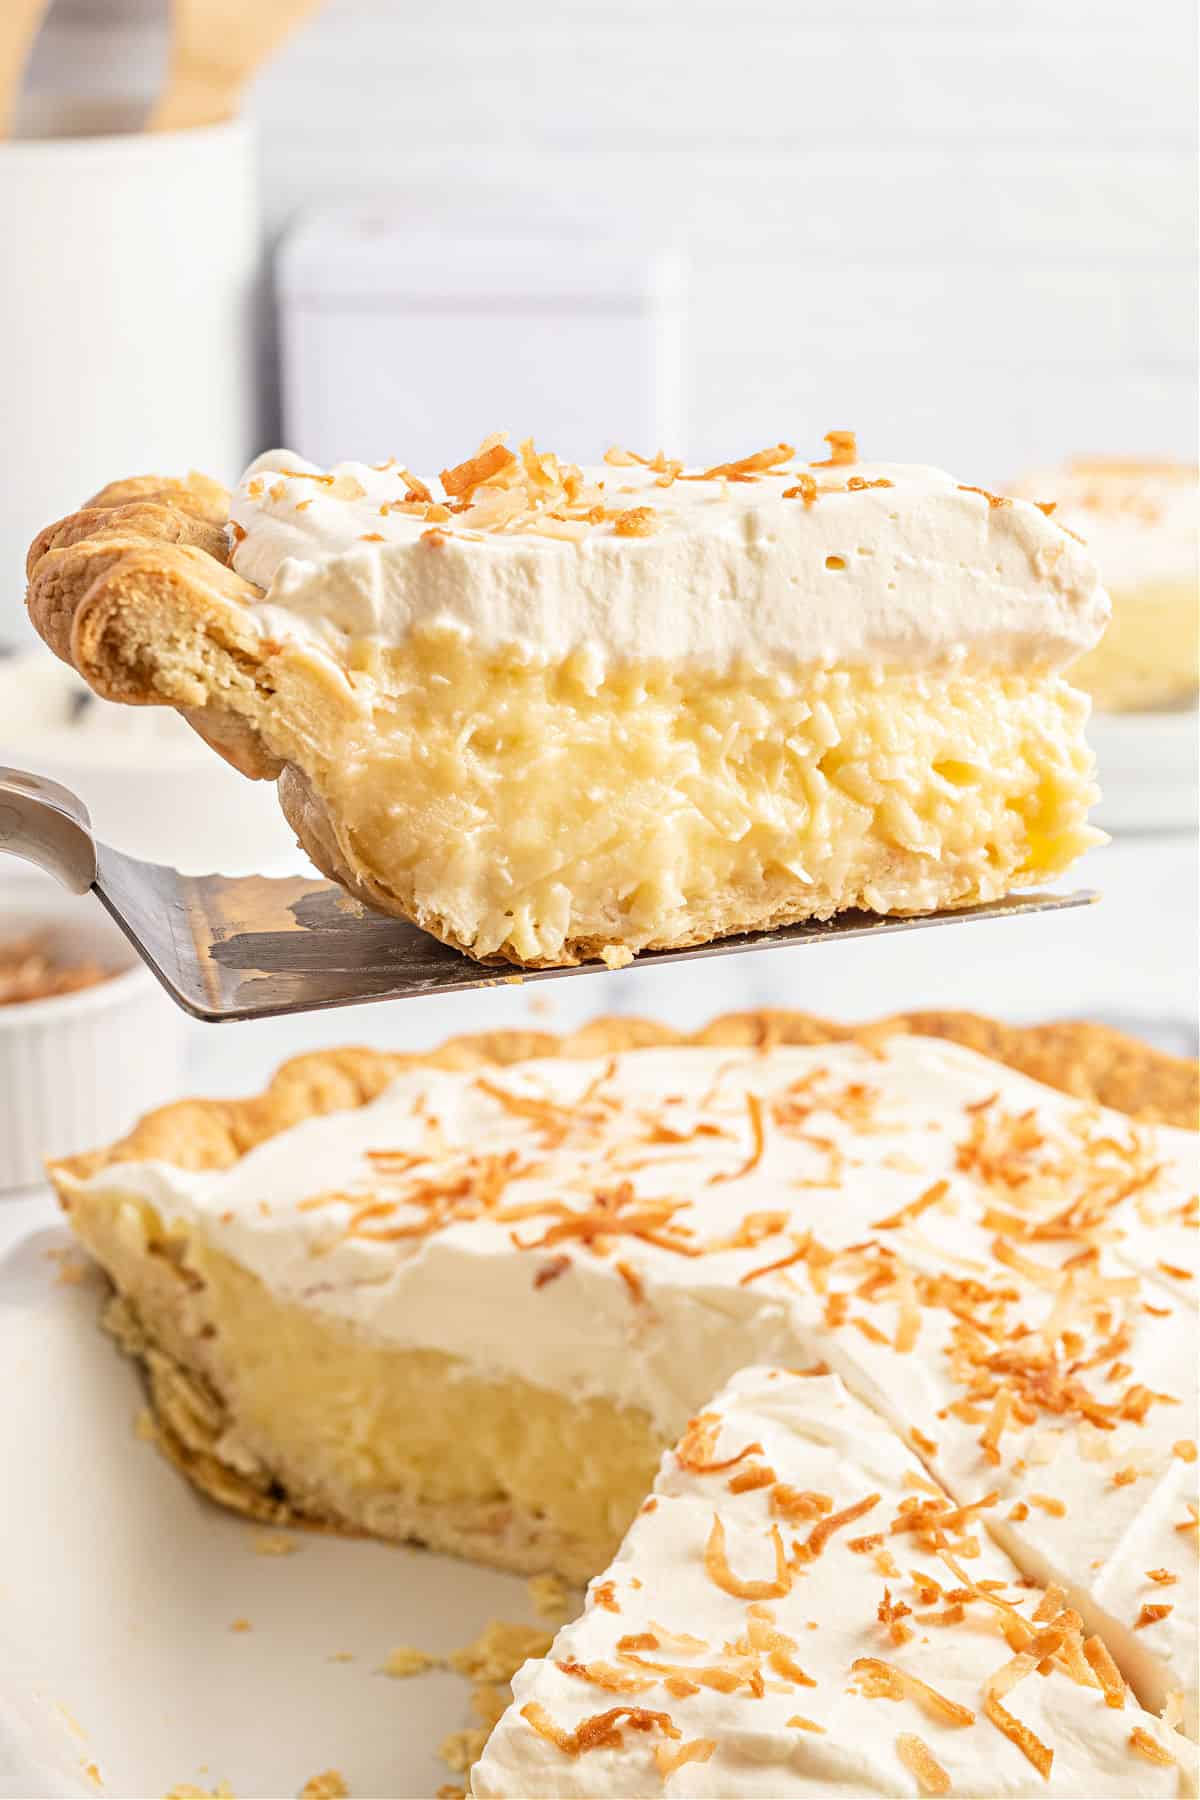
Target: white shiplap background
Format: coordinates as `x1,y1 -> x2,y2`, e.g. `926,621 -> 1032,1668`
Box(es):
29,0 -> 1199,475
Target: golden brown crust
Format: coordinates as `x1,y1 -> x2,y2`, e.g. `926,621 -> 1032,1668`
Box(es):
25,475 -> 280,762
48,1010 -> 1196,1194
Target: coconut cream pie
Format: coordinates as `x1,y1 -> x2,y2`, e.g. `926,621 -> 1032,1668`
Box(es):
472,1369 -> 1196,1797
1010,458 -> 1197,713
48,1010 -> 1198,1770
26,434 -> 1107,968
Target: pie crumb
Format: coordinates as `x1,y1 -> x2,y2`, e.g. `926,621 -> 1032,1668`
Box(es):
297,1774 -> 348,1800
438,1728 -> 489,1775
381,1645 -> 440,1679
251,1533 -> 300,1557
229,1618 -> 252,1633
447,1620 -> 552,1682
435,1789 -> 466,1799
527,1572 -> 572,1619
47,1247 -> 87,1286
134,1408 -> 158,1443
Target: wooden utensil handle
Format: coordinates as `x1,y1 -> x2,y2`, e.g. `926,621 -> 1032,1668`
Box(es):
150,0 -> 323,132
0,0 -> 53,138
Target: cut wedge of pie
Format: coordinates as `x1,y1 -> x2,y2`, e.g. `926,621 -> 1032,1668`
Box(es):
1010,458 -> 1198,714
48,1008 -> 1198,1772
473,1367 -> 1196,1797
26,434 -> 1108,968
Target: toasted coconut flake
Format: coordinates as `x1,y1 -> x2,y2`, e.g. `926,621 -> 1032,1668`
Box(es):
771,1486 -> 835,1522
787,1715 -> 826,1732
799,1492 -> 881,1562
664,1676 -> 699,1698
1173,1439 -> 1198,1462
896,1733 -> 951,1796
958,484 -> 1012,510
591,1580 -> 620,1613
713,1093 -> 766,1184
739,1236 -> 812,1286
812,430 -> 858,467
1145,1568 -> 1178,1586
676,1413 -> 765,1475
979,1388 -> 1014,1466
851,1315 -> 891,1346
893,1263 -> 921,1353
613,506 -> 657,537
873,1179 -> 950,1232
558,1658 -> 655,1696
654,1738 -> 716,1777
521,1702 -> 680,1756
440,444 -> 517,500
646,1623 -> 712,1655
1133,1603 -> 1173,1629
705,1516 -> 791,1599
1083,1635 -> 1126,1707
769,1648 -> 817,1687
697,444 -> 795,480
982,1653 -> 1054,1778
1129,1727 -> 1176,1767
850,1658 -> 974,1727
728,1463 -> 777,1494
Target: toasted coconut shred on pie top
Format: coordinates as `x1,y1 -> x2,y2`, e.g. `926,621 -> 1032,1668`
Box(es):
58,1029 -> 1199,1781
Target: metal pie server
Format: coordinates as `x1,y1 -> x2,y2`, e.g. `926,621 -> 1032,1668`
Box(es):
0,767 -> 1098,1024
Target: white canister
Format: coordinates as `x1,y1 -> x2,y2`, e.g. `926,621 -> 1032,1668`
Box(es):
0,104 -> 260,645
280,214 -> 686,469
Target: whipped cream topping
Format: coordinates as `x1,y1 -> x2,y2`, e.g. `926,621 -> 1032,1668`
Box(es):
1011,459 -> 1198,594
71,1033 -> 1198,1730
227,443 -> 1108,674
473,1369 -> 1196,1797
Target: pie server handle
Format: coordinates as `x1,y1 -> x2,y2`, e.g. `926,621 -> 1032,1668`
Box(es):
0,767 -> 99,894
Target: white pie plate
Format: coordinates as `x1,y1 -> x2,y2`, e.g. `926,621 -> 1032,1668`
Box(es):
0,1208 -> 550,1800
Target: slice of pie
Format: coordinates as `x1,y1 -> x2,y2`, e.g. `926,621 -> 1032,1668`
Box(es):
1009,458 -> 1198,714
26,434 -> 1108,968
47,1009 -> 1198,1754
472,1367 -> 1195,1796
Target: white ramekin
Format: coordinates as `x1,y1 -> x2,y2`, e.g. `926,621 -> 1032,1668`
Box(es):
0,878 -> 187,1192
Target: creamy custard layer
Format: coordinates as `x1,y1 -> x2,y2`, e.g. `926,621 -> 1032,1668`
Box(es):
256,642 -> 1101,964
76,1186 -> 658,1579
